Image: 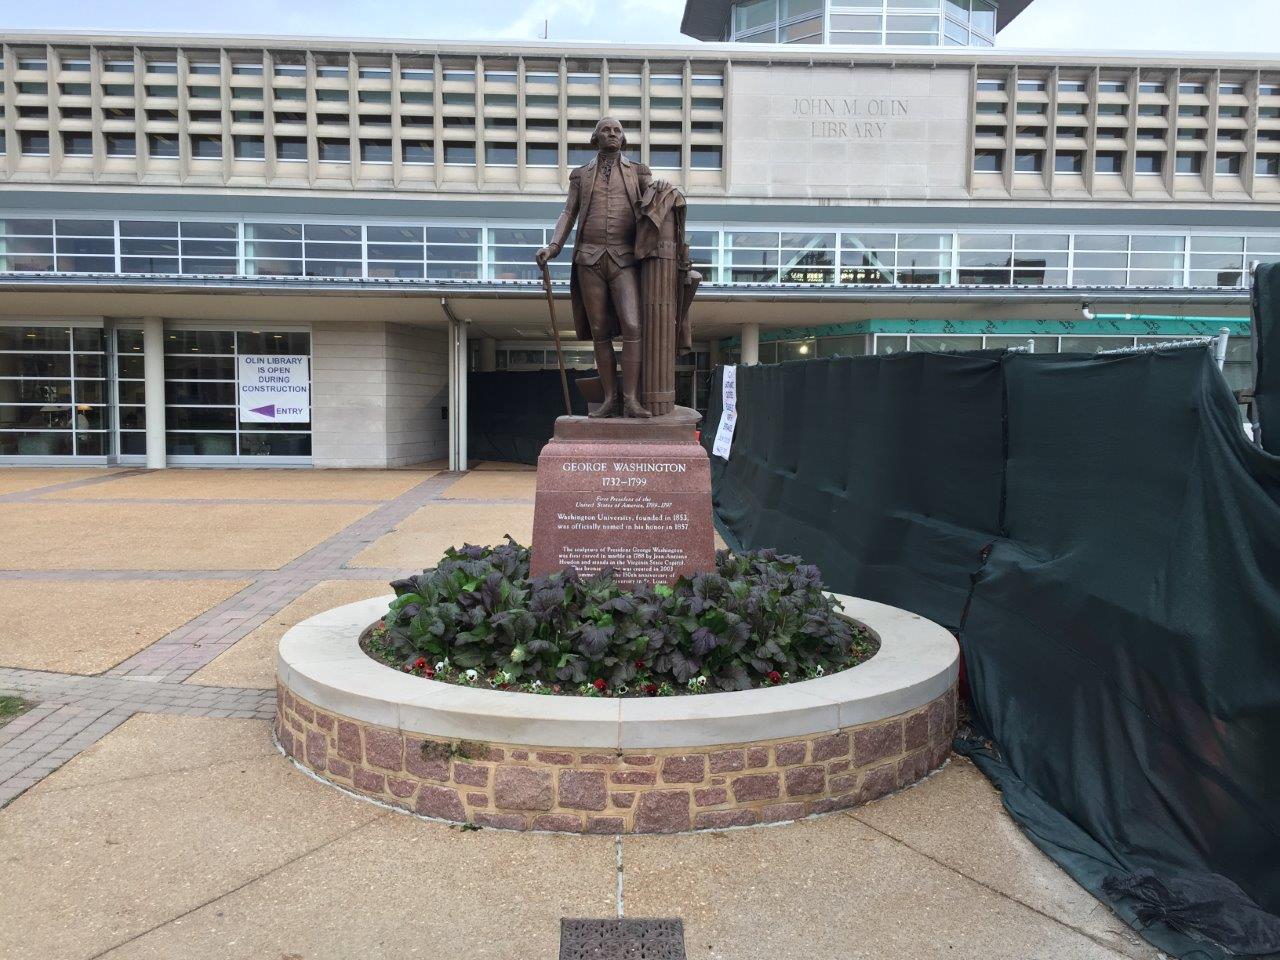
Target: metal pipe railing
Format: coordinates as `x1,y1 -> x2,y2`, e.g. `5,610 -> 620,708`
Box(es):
1095,326 -> 1231,371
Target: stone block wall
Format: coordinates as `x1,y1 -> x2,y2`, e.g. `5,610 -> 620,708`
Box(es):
311,321 -> 448,467
275,684 -> 957,833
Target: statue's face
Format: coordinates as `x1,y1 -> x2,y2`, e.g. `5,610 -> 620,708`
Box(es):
595,118 -> 624,151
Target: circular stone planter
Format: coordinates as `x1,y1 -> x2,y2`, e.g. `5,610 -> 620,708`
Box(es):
275,594 -> 958,834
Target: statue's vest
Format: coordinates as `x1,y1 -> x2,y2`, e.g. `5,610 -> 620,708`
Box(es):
575,167 -> 637,268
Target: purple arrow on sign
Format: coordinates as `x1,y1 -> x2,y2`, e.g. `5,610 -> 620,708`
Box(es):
250,404 -> 276,418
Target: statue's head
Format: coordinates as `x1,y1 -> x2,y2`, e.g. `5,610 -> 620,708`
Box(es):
590,117 -> 627,152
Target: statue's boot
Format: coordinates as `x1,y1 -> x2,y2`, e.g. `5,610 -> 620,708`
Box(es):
589,339 -> 622,418
620,338 -> 652,418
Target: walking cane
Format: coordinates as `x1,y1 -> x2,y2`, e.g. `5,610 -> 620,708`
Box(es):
540,261 -> 574,416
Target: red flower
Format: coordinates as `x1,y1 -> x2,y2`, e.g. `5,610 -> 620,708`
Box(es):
645,683 -> 659,696
635,659 -> 646,669
767,670 -> 782,684
423,667 -> 435,680
552,684 -> 561,693
414,657 -> 427,670
593,678 -> 607,691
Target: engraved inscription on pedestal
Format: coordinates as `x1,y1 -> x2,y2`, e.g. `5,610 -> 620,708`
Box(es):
531,435 -> 715,588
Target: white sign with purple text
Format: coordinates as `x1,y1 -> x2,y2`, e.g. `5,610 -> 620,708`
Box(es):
711,364 -> 737,460
238,355 -> 310,423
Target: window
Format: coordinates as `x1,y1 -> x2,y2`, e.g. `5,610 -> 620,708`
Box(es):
973,149 -> 1003,173
1098,80 -> 1126,94
103,60 -> 134,73
1017,79 -> 1046,92
1055,151 -> 1083,173
1258,155 -> 1280,176
1216,153 -> 1242,175
1095,151 -> 1123,174
402,140 -> 433,164
233,63 -> 263,76
1138,81 -> 1166,94
649,145 -> 680,169
443,141 -> 475,165
233,135 -> 264,160
189,62 -> 219,76
275,137 -> 306,162
274,63 -> 306,78
976,78 -> 1005,92
189,135 -> 222,159
61,132 -> 93,156
1058,80 -> 1087,93
691,145 -> 722,169
1014,151 -> 1043,173
1176,152 -> 1203,175
360,139 -> 392,163
0,324 -> 109,458
105,133 -> 136,157
20,132 -> 50,156
1135,152 -> 1163,175
1219,83 -> 1245,96
148,133 -> 179,158
318,139 -> 351,162
1178,82 -> 1206,95
485,142 -> 517,166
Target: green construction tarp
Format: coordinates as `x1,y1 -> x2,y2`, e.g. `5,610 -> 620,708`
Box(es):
1253,262 -> 1280,455
468,369 -> 589,465
704,349 -> 1280,959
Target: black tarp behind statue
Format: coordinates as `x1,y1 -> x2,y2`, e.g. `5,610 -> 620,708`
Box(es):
703,349 -> 1280,959
468,370 -> 589,465
1253,262 -> 1280,455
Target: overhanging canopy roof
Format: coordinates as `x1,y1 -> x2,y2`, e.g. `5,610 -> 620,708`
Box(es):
681,0 -> 1035,41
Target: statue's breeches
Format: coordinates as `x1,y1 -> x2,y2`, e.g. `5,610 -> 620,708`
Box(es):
576,256 -> 641,340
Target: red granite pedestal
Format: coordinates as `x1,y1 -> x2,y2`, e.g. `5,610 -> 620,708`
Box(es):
530,406 -> 715,587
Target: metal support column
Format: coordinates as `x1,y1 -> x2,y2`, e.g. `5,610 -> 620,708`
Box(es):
142,316 -> 166,470
443,300 -> 469,472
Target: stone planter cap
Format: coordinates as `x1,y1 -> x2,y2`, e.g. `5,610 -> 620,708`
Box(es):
277,594 -> 959,750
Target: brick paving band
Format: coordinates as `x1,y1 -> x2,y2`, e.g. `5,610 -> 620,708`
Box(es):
0,469 -> 465,807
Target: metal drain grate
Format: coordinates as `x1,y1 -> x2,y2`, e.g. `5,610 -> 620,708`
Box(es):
559,918 -> 687,959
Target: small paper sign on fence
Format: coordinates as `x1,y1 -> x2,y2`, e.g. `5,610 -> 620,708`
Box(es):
711,365 -> 738,460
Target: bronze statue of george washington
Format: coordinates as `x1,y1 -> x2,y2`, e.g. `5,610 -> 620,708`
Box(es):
536,117 -> 698,419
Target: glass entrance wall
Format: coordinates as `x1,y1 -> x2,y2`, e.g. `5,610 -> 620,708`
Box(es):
728,0 -> 998,46
157,329 -> 312,461
0,323 -> 108,458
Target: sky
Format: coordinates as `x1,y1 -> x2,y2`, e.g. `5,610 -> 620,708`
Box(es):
3,0 -> 1279,53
